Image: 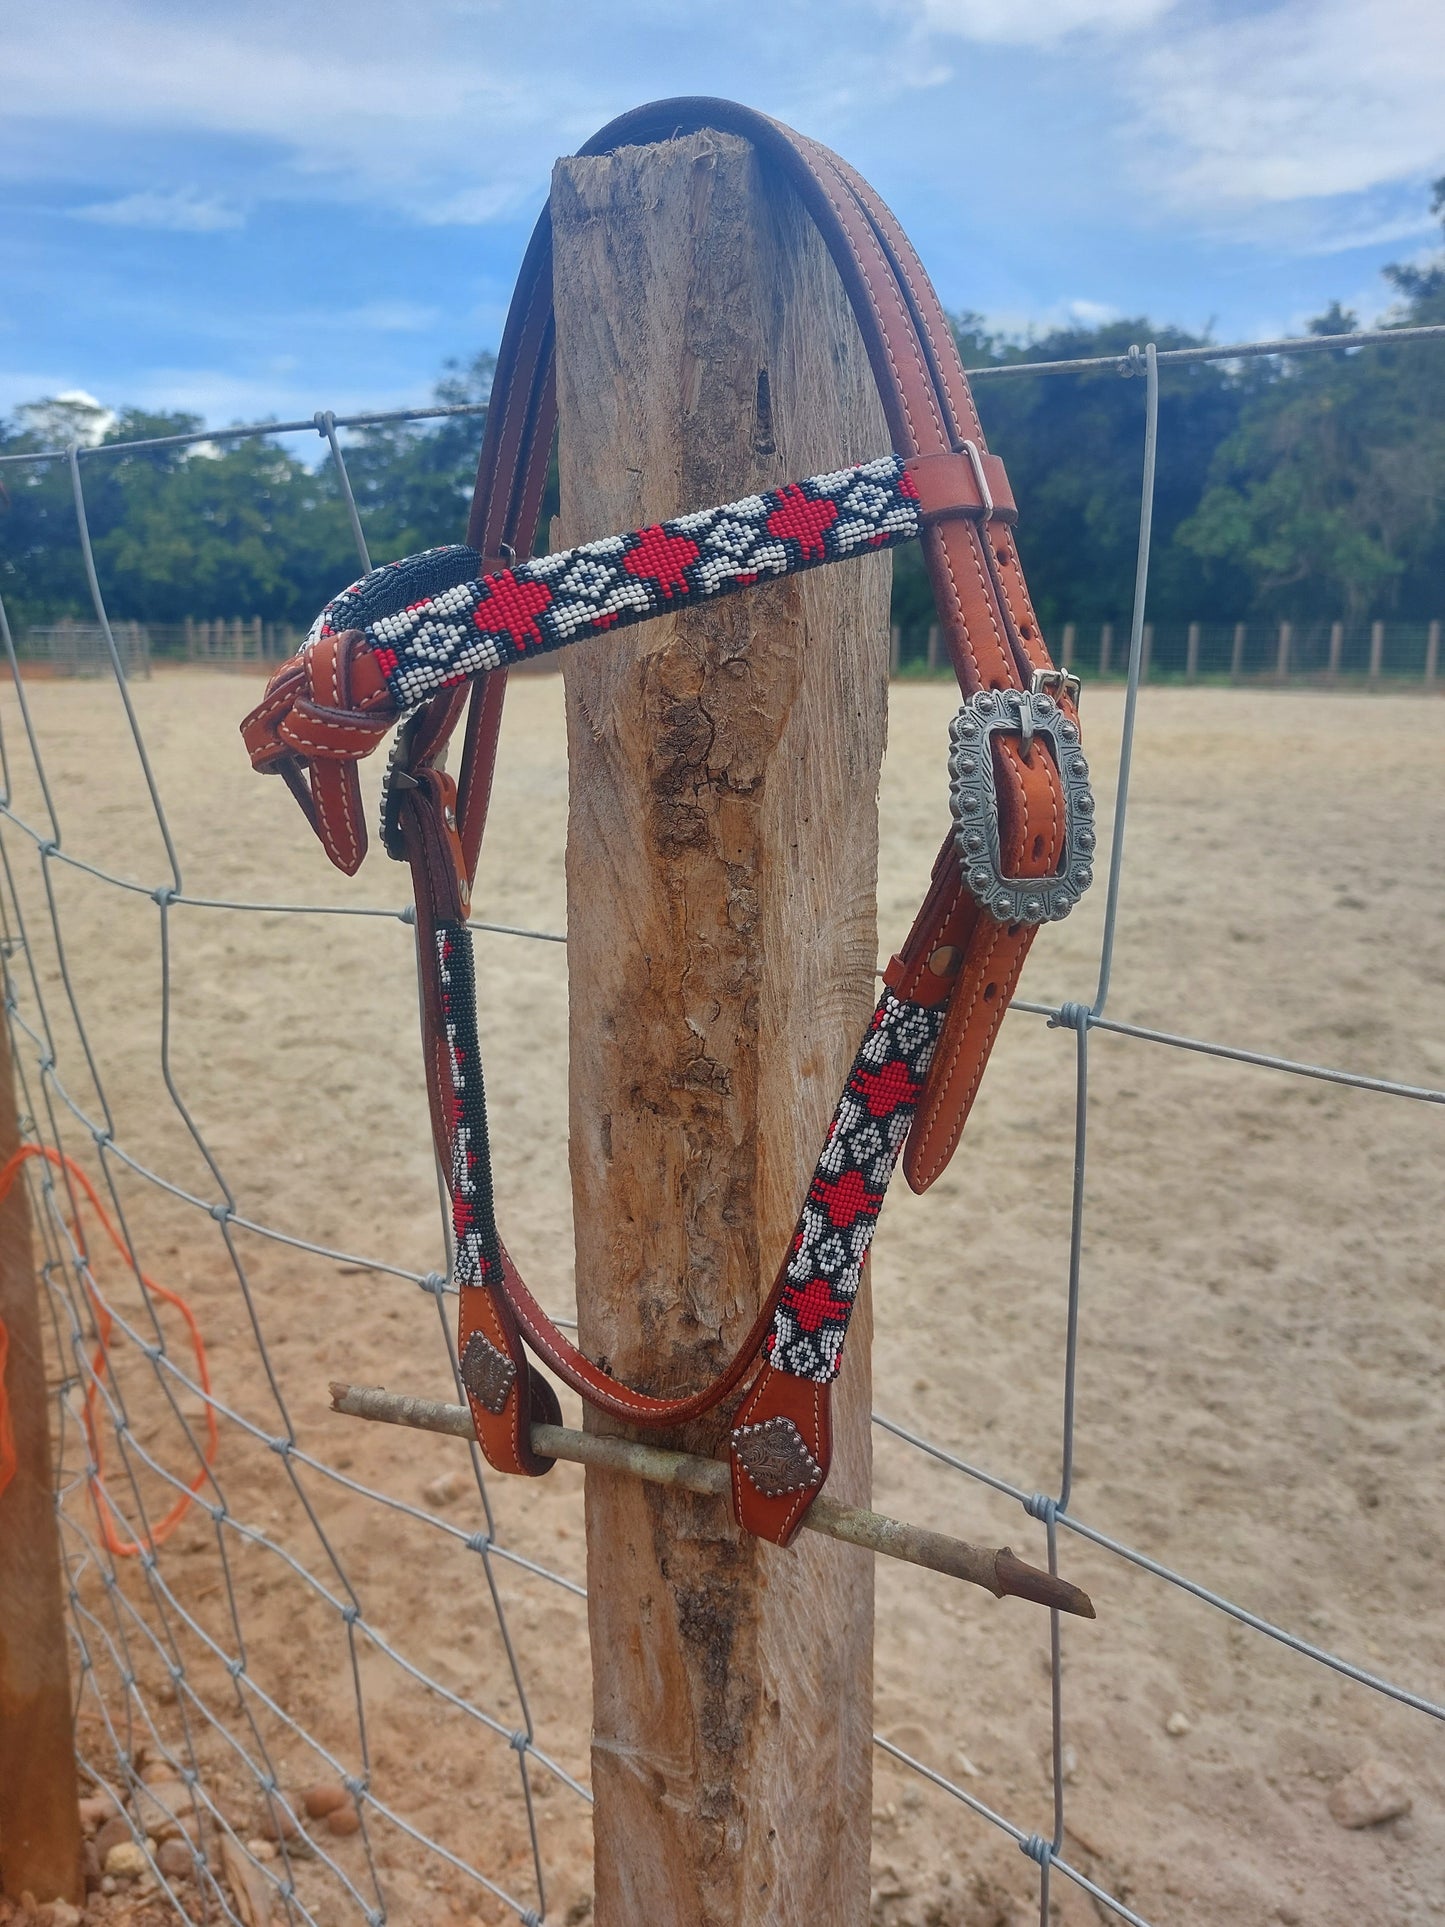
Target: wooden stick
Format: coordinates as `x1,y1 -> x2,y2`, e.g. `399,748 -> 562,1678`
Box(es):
328,1381 -> 1096,1619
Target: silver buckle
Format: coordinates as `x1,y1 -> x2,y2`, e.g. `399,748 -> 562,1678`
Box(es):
1030,665 -> 1082,706
948,686 -> 1096,924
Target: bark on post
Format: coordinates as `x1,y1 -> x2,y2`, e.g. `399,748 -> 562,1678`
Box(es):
0,1017 -> 82,1904
553,131 -> 890,1927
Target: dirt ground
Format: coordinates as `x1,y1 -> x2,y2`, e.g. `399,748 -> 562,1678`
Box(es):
5,664 -> 1441,1927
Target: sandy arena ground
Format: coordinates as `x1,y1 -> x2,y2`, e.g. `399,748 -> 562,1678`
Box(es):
5,664 -> 1441,1927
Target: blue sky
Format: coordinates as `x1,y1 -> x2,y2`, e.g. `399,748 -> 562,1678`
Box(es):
3,0 -> 1443,430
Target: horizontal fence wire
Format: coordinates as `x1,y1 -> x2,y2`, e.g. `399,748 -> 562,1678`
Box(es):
0,321 -> 1439,1927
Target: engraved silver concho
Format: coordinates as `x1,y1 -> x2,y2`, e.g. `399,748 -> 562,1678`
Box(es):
948,680 -> 1096,924
731,1417 -> 825,1498
459,1331 -> 518,1416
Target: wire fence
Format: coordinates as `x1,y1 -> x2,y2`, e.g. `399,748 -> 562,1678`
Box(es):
0,323 -> 1441,1927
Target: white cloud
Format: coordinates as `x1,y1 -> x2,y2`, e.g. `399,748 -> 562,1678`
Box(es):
0,1 -> 950,227
1123,0 -> 1445,211
2,0 -> 1441,301
908,0 -> 1171,45
71,188 -> 243,231
0,1 -> 598,224
1068,297 -> 1120,325
891,0 -> 1445,237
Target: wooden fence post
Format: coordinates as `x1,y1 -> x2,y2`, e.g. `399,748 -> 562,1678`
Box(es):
889,625 -> 901,675
926,622 -> 941,672
1099,622 -> 1113,677
1427,620 -> 1440,687
554,130 -> 887,1927
1185,621 -> 1199,683
1230,622 -> 1247,682
1369,620 -> 1385,683
1328,620 -> 1344,682
0,1009 -> 82,1905
1060,622 -> 1075,671
1276,620 -> 1292,683
1140,621 -> 1153,681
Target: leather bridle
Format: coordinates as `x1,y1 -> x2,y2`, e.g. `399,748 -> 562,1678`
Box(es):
240,98 -> 1092,1547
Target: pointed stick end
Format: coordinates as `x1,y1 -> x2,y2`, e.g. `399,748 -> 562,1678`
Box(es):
995,1547 -> 1096,1620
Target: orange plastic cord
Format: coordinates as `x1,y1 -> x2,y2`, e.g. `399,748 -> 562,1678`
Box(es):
0,1145 -> 218,1556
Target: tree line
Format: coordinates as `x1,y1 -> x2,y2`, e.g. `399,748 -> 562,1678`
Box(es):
2,183 -> 1441,642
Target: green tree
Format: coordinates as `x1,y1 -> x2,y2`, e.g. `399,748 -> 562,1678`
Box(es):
1175,183 -> 1445,621
889,313 -> 1251,642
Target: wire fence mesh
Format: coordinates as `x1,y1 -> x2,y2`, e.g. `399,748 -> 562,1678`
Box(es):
0,326 -> 1441,1927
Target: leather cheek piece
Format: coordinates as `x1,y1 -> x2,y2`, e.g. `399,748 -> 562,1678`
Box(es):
306,760 -> 369,877
901,739 -> 1067,1193
729,1364 -> 831,1547
902,920 -> 1037,1193
457,1283 -> 556,1479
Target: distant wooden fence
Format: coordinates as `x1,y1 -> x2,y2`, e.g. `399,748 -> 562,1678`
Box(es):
22,619 -> 151,680
891,616 -> 1442,686
176,618 -> 302,667
17,618 -> 302,675
22,613 -> 1443,687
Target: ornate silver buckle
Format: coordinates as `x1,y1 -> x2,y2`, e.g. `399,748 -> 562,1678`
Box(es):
947,678 -> 1095,924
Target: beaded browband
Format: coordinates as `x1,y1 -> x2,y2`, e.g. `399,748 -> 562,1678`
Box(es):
241,97 -> 1093,1548
315,456 -> 925,709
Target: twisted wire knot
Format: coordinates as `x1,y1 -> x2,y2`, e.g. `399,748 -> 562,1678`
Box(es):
1048,1000 -> 1092,1032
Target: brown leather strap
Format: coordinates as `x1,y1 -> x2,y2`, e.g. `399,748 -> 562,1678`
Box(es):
457,1276 -> 558,1479
728,1364 -> 831,1549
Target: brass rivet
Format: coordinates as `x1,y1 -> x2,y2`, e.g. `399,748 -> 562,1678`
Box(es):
928,945 -> 963,978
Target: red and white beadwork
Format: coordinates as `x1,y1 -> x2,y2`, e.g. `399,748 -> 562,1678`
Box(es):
766,989 -> 944,1382
436,921 -> 501,1290
309,455 -> 922,711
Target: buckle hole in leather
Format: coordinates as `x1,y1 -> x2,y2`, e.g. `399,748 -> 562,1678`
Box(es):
983,982 -> 998,1002
1020,622 -> 1033,639
1032,833 -> 1046,862
994,547 -> 1008,566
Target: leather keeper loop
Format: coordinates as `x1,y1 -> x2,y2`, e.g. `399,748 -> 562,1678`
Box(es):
277,699 -> 392,762
903,449 -> 1017,526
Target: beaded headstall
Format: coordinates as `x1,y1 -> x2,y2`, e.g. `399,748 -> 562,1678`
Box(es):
241,98 -> 1093,1547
